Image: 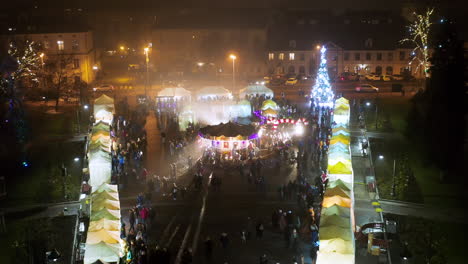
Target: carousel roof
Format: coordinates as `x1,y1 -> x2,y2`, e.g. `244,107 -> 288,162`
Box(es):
199,122 -> 256,138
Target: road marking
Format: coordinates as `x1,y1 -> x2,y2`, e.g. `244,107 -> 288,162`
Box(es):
191,172 -> 212,254
165,224 -> 180,247
159,214 -> 177,243
175,221 -> 193,264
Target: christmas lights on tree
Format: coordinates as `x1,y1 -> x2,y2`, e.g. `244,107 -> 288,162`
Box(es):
311,46 -> 335,108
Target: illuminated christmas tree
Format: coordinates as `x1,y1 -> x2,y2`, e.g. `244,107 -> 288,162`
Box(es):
311,46 -> 335,108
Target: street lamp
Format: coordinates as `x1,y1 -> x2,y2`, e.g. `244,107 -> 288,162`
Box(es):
120,45 -> 125,51
229,54 -> 236,91
144,47 -> 150,97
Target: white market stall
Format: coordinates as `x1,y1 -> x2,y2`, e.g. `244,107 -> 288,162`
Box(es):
157,87 -> 191,99
196,86 -> 232,100
239,84 -> 274,98
93,94 -> 115,124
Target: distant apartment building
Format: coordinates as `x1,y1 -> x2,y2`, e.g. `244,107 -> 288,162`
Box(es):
151,9 -> 269,80
266,41 -> 425,79
8,28 -> 98,84
266,9 -> 428,79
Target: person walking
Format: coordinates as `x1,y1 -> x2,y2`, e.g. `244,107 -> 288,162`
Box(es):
256,222 -> 264,239
129,209 -> 136,232
220,232 -> 229,255
240,230 -> 247,244
204,236 -> 213,261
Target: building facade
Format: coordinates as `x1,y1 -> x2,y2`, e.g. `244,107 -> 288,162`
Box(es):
10,30 -> 98,84
151,9 -> 270,81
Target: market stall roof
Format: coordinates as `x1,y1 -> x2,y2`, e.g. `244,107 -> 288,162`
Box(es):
322,195 -> 352,208
328,151 -> 351,161
318,238 -> 354,254
318,238 -> 353,254
335,97 -> 350,106
322,205 -> 350,218
325,186 -> 351,199
328,161 -> 353,175
332,129 -> 350,137
332,126 -> 349,133
92,190 -> 119,201
261,99 -> 278,111
88,219 -> 120,232
196,86 -> 232,98
94,94 -> 114,105
320,225 -> 352,241
328,179 -> 352,191
316,252 -> 354,264
86,229 -> 120,244
84,241 -> 121,264
92,199 -> 120,212
239,84 -> 274,98
328,146 -> 350,155
320,214 -> 351,229
262,108 -> 278,116
157,87 -> 191,97
92,121 -> 110,133
93,183 -> 118,194
199,122 -> 256,138
90,208 -> 120,221
330,134 -> 350,145
334,107 -> 350,116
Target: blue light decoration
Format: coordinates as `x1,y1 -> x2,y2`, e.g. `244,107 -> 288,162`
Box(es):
311,46 -> 335,108
22,161 -> 29,167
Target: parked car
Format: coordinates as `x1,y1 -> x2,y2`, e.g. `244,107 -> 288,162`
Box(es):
391,74 -> 404,81
355,84 -> 379,92
285,77 -> 298,85
365,74 -> 381,81
93,84 -> 114,92
381,75 -> 392,81
339,72 -> 359,81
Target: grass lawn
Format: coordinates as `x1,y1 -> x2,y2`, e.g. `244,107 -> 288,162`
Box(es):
386,214 -> 465,264
0,215 -> 76,264
0,103 -> 87,207
365,97 -> 466,206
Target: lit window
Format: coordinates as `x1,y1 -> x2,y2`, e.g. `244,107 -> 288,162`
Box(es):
268,53 -> 274,60
289,53 -> 295,60
43,40 -> 50,49
57,40 -> 64,51
279,53 -> 284,60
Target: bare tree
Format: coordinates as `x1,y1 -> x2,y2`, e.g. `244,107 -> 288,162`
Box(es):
43,54 -> 76,111
400,8 -> 434,78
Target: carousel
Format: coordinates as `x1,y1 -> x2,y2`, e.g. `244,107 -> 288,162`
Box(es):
198,122 -> 258,158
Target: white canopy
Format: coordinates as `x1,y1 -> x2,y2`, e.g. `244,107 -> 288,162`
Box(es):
239,84 -> 274,98
86,229 -> 120,244
196,86 -> 232,99
84,241 -> 121,264
157,87 -> 191,98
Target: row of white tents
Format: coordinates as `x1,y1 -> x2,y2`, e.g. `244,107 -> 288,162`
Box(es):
316,97 -> 355,264
157,84 -> 273,100
84,95 -> 123,264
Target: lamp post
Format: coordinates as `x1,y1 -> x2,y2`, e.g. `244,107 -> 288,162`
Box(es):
229,54 -> 236,91
144,47 -> 150,97
39,53 -> 44,68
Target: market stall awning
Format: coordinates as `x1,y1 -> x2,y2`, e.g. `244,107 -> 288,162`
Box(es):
93,183 -> 118,194
92,121 -> 110,133
92,190 -> 119,201
335,97 -> 349,106
332,129 -> 350,137
332,126 -> 349,133
94,94 -> 114,105
90,208 -> 120,221
330,134 -> 350,145
92,199 -> 120,212
262,108 -> 278,117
